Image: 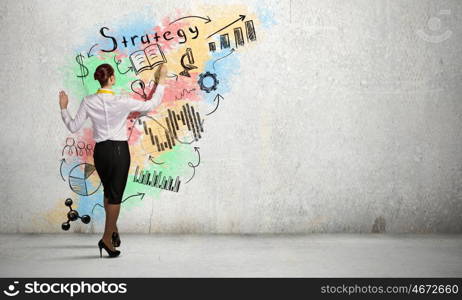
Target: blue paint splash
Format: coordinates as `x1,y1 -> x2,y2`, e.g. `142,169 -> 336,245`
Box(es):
254,1 -> 278,28
73,7 -> 158,55
203,49 -> 240,104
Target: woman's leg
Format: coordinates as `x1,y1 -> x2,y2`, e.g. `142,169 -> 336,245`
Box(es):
94,141 -> 117,250
102,196 -> 113,250
101,141 -> 129,250
102,203 -> 120,250
103,196 -> 118,233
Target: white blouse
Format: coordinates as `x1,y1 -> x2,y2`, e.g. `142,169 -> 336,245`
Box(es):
61,85 -> 165,143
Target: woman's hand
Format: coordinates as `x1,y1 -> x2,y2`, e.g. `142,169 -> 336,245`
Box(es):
144,64 -> 167,101
59,90 -> 68,109
153,63 -> 168,85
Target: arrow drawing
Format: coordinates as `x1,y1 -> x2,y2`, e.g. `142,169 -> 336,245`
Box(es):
207,15 -> 245,39
189,146 -> 201,168
186,147 -> 201,183
121,192 -> 145,203
59,158 -> 66,181
149,155 -> 165,165
186,167 -> 196,184
87,44 -> 98,58
205,94 -> 223,116
91,203 -> 104,214
91,192 -> 146,214
170,15 -> 211,25
114,55 -> 134,75
167,73 -> 179,81
213,48 -> 235,71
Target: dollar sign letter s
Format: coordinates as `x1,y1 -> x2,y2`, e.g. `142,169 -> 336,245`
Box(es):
75,54 -> 89,86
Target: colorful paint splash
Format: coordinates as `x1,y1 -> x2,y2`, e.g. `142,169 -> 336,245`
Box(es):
49,5 -> 273,230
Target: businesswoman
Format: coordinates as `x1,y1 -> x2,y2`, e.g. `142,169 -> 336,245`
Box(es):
59,63 -> 167,258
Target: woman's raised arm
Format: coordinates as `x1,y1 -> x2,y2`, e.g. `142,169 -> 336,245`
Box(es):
59,91 -> 88,133
124,64 -> 167,113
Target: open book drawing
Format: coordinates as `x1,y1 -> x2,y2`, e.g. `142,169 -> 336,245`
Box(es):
129,44 -> 167,74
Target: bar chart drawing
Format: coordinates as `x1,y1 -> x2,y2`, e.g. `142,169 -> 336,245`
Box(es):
245,20 -> 257,42
220,33 -> 230,49
233,27 -> 245,48
208,42 -> 216,52
133,165 -> 181,192
208,19 -> 257,52
137,103 -> 204,155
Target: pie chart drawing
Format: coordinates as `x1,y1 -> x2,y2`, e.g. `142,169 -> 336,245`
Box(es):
68,163 -> 101,196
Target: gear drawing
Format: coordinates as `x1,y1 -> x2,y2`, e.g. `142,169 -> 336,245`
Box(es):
198,71 -> 219,93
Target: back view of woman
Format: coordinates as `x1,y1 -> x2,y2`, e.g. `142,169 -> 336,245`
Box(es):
59,63 -> 167,258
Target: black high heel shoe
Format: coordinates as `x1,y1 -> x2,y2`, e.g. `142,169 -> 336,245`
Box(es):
112,232 -> 121,247
98,239 -> 121,258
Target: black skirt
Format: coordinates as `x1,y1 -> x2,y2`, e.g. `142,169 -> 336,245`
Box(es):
93,140 -> 131,204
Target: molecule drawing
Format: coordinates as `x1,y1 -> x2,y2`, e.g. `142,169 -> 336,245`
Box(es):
61,198 -> 91,231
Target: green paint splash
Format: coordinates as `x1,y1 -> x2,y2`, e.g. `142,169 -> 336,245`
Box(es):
59,52 -> 137,101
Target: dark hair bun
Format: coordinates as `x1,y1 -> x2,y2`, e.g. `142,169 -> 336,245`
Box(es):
93,63 -> 114,86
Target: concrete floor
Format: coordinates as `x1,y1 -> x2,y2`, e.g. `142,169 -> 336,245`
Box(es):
0,234 -> 461,277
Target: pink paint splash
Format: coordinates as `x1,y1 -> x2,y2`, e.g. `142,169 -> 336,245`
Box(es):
163,73 -> 201,106
127,112 -> 143,146
80,128 -> 95,163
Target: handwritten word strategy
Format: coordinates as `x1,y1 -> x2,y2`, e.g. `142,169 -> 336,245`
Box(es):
99,26 -> 199,52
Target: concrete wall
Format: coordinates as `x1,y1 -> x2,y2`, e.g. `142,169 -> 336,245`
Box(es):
0,0 -> 461,233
